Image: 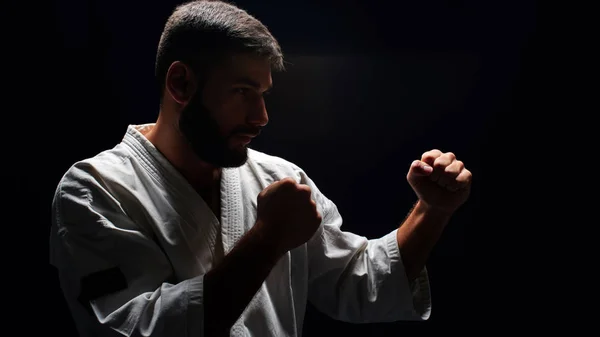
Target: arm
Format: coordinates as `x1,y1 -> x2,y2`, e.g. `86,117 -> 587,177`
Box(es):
300,173 -> 431,324
204,220 -> 282,336
396,200 -> 451,281
51,171 -> 282,337
304,150 -> 470,324
400,150 -> 472,280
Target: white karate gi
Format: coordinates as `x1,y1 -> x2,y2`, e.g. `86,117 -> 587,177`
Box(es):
49,124 -> 431,337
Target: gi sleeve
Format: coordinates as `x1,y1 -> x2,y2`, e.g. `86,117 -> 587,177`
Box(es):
50,165 -> 205,337
299,172 -> 432,323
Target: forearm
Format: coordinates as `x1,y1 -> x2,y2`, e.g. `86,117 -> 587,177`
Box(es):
203,221 -> 283,336
396,200 -> 452,281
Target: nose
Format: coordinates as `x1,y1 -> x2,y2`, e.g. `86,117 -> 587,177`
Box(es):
247,96 -> 269,127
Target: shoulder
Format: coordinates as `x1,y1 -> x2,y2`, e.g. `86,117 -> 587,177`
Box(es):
53,144 -> 133,210
246,148 -> 335,212
246,148 -> 301,169
246,148 -> 307,181
247,148 -> 302,171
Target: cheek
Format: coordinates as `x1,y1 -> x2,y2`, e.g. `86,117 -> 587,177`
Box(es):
208,108 -> 235,138
217,97 -> 247,128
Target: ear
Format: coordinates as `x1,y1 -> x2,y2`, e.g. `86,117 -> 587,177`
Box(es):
165,61 -> 198,105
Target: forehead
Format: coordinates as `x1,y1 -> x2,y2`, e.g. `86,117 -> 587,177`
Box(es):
208,53 -> 272,88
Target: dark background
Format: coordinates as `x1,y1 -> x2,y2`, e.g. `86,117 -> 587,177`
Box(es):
14,0 -> 541,335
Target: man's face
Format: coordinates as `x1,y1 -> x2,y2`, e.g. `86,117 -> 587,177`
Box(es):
178,53 -> 272,168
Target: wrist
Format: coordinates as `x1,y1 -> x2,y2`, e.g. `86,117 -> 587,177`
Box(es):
414,200 -> 454,220
252,220 -> 285,261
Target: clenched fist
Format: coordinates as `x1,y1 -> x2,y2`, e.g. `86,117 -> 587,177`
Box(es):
407,149 -> 472,215
255,177 -> 322,255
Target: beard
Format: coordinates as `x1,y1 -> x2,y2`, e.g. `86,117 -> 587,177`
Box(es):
178,92 -> 252,168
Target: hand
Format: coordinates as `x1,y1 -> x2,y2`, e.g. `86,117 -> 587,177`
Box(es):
406,149 -> 472,215
255,177 -> 323,254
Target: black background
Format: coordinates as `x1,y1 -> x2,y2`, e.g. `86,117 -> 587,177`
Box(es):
11,0 -> 547,335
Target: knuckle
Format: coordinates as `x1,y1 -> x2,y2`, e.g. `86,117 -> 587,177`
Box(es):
282,177 -> 296,184
445,152 -> 456,160
461,170 -> 472,180
445,165 -> 459,175
422,149 -> 441,160
458,172 -> 472,184
433,157 -> 447,168
299,185 -> 312,194
280,178 -> 297,189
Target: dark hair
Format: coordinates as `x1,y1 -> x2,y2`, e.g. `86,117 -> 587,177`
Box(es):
155,0 -> 284,102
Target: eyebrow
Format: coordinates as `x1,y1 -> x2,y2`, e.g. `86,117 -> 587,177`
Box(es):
233,77 -> 273,91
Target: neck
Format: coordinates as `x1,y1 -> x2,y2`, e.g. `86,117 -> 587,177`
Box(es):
145,113 -> 222,191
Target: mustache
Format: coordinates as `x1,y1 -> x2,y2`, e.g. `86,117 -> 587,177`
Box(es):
180,104 -> 262,139
231,128 -> 262,137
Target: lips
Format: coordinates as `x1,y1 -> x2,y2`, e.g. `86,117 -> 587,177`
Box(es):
236,131 -> 260,138
237,134 -> 257,138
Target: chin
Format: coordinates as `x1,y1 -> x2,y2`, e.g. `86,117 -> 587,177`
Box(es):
226,149 -> 249,168
211,146 -> 249,168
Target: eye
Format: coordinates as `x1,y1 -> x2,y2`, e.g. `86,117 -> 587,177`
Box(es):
234,87 -> 249,95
